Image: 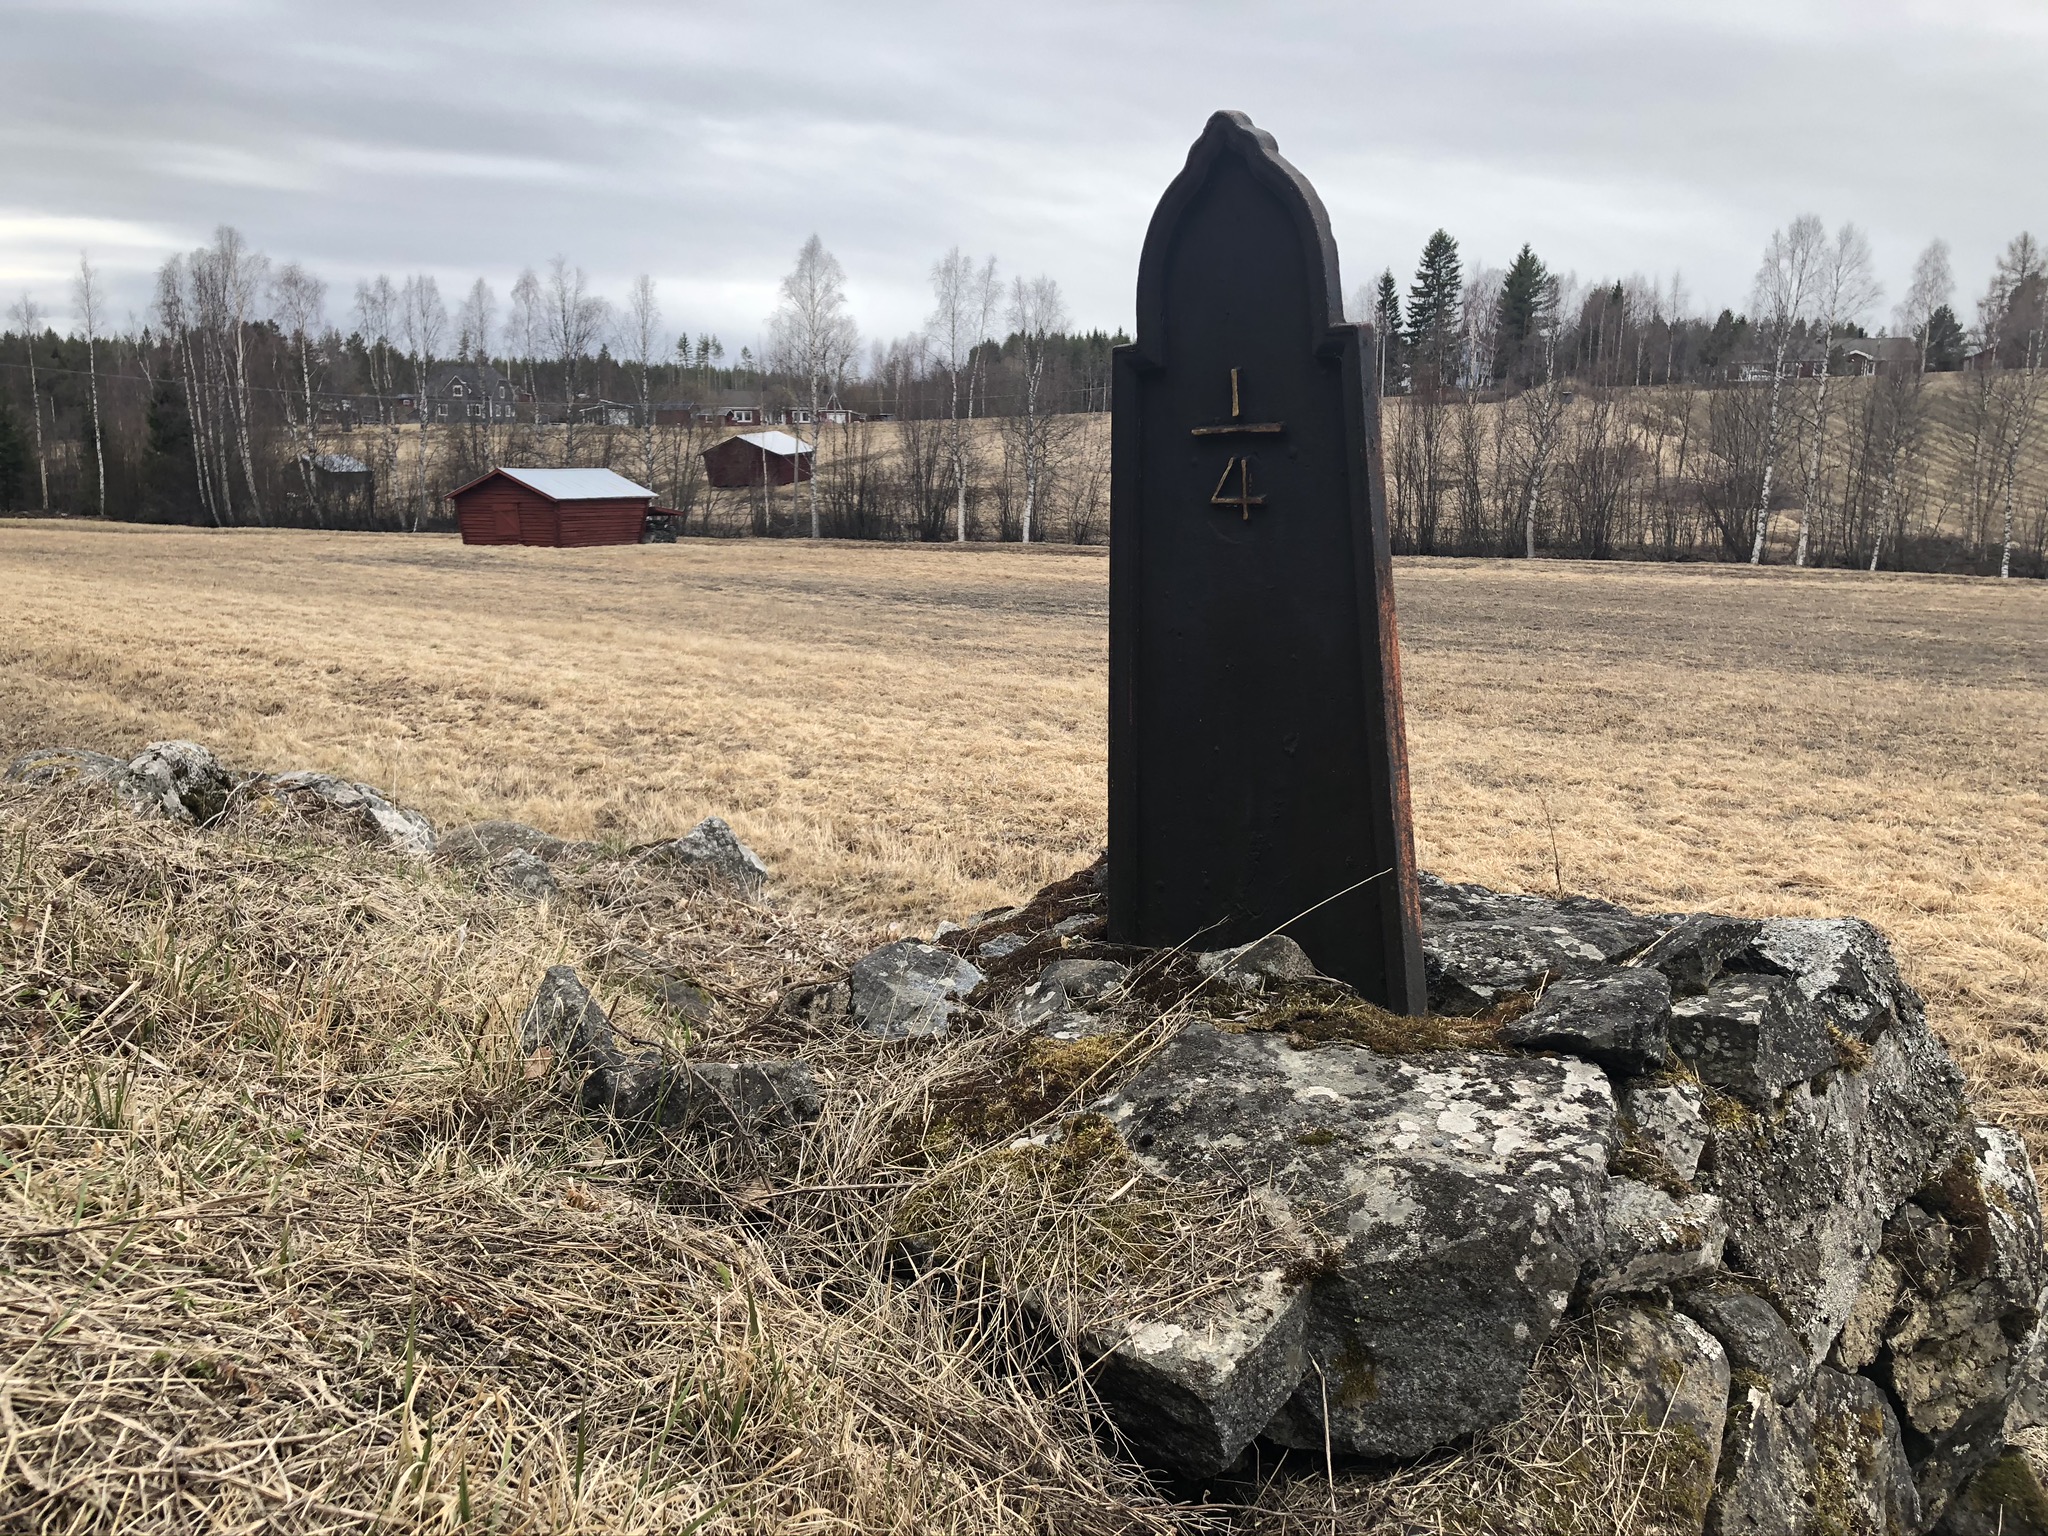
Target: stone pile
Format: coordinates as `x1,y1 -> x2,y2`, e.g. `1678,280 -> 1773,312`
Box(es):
813,863 -> 2048,1534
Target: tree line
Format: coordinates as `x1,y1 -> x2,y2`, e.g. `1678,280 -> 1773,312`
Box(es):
1367,222 -> 2047,575
1,220 -> 2043,572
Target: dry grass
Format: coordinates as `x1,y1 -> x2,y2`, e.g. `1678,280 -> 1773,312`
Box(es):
3,523 -> 2044,1147
6,521 -> 2048,1531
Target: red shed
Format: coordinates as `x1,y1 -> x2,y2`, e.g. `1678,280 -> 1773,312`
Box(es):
701,431 -> 815,490
448,467 -> 656,547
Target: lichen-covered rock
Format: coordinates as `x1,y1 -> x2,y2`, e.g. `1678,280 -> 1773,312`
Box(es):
1885,1126 -> 2048,1524
1624,1080 -> 1710,1184
1097,1022 -> 1615,1464
1936,1447 -> 2048,1535
1195,934 -> 1319,995
438,819 -> 584,867
1083,1268 -> 1309,1479
1590,1182 -> 1726,1301
1709,1367 -> 1919,1535
261,771 -> 436,857
633,816 -> 768,892
491,847 -> 560,903
1638,914 -> 1763,995
120,740 -> 240,823
519,965 -> 817,1136
1740,916 -> 1923,1039
1015,958 -> 1129,1032
1505,967 -> 1676,1073
1703,1018 -> 1966,1360
849,941 -> 983,1040
1556,1307 -> 1730,1527
4,745 -> 127,789
1668,975 -> 1838,1107
1419,878 -> 1664,1015
1679,1283 -> 1813,1407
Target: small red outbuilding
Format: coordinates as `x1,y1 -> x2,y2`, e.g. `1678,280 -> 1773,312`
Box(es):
701,431 -> 815,490
448,467 -> 656,547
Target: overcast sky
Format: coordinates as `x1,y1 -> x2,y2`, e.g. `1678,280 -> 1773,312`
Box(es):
3,0 -> 2043,356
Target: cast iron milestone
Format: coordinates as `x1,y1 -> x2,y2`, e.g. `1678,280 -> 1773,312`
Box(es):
1108,111 -> 1425,1011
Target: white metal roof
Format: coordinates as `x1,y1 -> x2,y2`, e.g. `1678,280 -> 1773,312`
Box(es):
495,467 -> 655,501
733,431 -> 814,457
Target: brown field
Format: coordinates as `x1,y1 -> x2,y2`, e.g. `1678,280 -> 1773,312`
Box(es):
4,520 -> 2047,1147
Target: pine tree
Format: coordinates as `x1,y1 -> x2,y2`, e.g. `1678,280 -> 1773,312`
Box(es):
0,401 -> 26,511
1494,244 -> 1549,384
1371,269 -> 1405,394
1406,230 -> 1463,388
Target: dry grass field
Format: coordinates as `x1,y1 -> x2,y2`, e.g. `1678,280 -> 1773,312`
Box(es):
3,520 -> 2047,1149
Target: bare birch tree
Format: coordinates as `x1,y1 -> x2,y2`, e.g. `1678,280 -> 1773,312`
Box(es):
1005,274 -> 1068,543
354,275 -> 401,513
8,294 -> 49,509
509,269 -> 543,430
1899,240 -> 1953,373
1793,223 -> 1881,566
929,248 -> 998,541
72,253 -> 108,515
769,236 -> 858,538
399,276 -> 448,529
623,273 -> 663,494
272,262 -> 327,525
199,227 -> 269,523
1748,215 -> 1826,563
545,257 -> 606,465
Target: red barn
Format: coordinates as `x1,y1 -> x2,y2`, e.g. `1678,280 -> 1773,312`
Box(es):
701,431 -> 815,490
448,467 -> 656,547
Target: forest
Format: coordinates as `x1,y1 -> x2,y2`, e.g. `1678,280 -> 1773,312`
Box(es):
1,221 -> 2043,575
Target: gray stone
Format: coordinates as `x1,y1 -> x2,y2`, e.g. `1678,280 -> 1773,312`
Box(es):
1083,1268 -> 1310,1479
520,965 -> 625,1082
1016,959 -> 1129,1030
1739,915 -> 1922,1039
1195,934 -> 1320,995
1708,1368 -> 1919,1536
633,816 -> 768,893
849,941 -> 983,1040
1589,1182 -> 1726,1301
1702,1018 -> 1966,1360
1830,1254 -> 1903,1372
1504,967 -> 1677,1073
1887,1125 -> 2048,1524
518,965 -> 817,1136
654,977 -> 714,1025
1679,1284 -> 1813,1406
1668,975 -> 1838,1107
976,932 -> 1029,961
1557,1308 -> 1730,1519
491,848 -> 560,903
4,746 -> 127,789
1624,1080 -> 1710,1185
1422,905 -> 1664,1016
261,771 -> 436,857
598,1057 -> 822,1136
1098,1023 -> 1615,1463
438,819 -> 581,866
121,740 -> 240,823
1050,911 -> 1106,939
1637,914 -> 1763,996
1935,1448 -> 2048,1536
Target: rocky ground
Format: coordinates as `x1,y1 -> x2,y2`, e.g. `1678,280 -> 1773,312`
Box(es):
8,739 -> 2048,1535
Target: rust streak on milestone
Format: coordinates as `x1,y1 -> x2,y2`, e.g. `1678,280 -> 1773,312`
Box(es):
1107,111 -> 1425,1012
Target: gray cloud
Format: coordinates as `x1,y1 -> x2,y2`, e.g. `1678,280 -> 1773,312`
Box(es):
2,0 -> 2042,346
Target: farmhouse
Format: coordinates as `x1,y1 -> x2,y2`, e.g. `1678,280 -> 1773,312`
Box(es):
447,466 -> 656,547
701,431 -> 814,490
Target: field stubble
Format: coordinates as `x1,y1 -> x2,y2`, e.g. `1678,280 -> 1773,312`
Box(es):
3,521 -> 2046,1144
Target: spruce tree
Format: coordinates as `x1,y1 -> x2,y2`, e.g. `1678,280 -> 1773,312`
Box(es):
1406,230 -> 1463,388
1494,244 -> 1549,384
1371,269 -> 1405,394
0,403 -> 24,510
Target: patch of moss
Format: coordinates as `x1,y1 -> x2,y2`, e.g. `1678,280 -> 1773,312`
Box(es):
1829,1024 -> 1872,1073
912,1031 -> 1132,1158
1703,1090 -> 1756,1134
1295,1126 -> 1338,1148
1245,986 -> 1503,1055
1954,1449 -> 2048,1534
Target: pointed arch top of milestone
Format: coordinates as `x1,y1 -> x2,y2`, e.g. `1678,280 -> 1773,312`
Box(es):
1131,110 -> 1347,367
